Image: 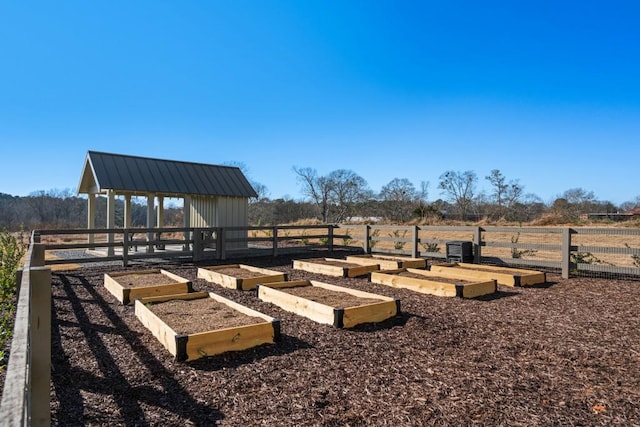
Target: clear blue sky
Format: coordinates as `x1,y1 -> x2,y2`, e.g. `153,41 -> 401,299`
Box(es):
1,1 -> 639,205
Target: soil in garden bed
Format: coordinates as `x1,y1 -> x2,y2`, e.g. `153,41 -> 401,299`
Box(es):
432,263 -> 534,276
113,272 -> 179,288
147,298 -> 265,334
210,267 -> 268,279
395,271 -> 474,285
463,266 -> 533,276
281,285 -> 383,307
303,259 -> 360,267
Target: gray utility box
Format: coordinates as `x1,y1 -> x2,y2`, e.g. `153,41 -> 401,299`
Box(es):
446,241 -> 474,263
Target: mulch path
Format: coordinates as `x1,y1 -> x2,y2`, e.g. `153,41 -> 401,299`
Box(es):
5,250 -> 640,426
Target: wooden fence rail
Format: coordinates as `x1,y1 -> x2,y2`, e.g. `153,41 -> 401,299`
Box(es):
0,232 -> 51,426
29,224 -> 640,279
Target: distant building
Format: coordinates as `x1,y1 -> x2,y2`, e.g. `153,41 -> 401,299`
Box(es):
584,207 -> 640,221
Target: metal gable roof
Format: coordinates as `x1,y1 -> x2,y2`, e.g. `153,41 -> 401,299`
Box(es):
78,151 -> 258,198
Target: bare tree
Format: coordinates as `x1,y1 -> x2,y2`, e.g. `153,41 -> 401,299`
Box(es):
379,178 -> 417,222
293,167 -> 370,223
327,169 -> 370,222
293,167 -> 334,222
485,169 -> 523,220
413,181 -> 431,220
438,170 -> 477,220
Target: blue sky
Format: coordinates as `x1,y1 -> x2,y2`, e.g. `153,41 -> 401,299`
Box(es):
1,1 -> 639,205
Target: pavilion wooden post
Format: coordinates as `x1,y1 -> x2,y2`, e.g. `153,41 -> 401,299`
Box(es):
157,196 -> 164,228
87,194 -> 96,244
183,196 -> 191,251
106,190 -> 115,256
124,194 -> 132,228
147,194 -> 155,253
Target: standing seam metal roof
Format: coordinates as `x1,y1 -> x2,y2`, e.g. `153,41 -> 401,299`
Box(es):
79,151 -> 258,198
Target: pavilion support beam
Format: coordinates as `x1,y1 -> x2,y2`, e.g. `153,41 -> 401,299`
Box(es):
147,194 -> 155,253
183,196 -> 191,251
124,194 -> 132,228
157,196 -> 164,228
87,194 -> 96,244
106,190 -> 115,256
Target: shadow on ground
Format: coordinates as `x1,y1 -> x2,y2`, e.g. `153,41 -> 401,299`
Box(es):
51,272 -> 224,426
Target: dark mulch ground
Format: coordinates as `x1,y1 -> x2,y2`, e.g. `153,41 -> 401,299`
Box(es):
17,250 -> 640,425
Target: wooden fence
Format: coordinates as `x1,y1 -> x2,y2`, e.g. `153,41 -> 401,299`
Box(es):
0,233 -> 51,426
32,224 -> 640,280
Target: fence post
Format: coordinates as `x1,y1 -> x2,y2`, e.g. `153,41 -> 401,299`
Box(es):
412,226 -> 419,258
219,228 -> 226,261
31,243 -> 45,267
328,225 -> 334,253
562,228 -> 572,279
363,225 -> 370,254
473,227 -> 482,264
272,226 -> 278,257
30,266 -> 51,427
193,230 -> 202,262
122,230 -> 129,267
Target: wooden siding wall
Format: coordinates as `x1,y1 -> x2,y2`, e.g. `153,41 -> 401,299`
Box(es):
217,196 -> 248,249
189,196 -> 249,249
190,196 -> 217,228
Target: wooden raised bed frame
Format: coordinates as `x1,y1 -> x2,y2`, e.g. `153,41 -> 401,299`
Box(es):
370,268 -> 497,299
345,254 -> 427,270
292,258 -> 379,278
257,279 -> 400,328
104,269 -> 192,305
135,292 -> 280,362
429,263 -> 546,287
197,264 -> 287,290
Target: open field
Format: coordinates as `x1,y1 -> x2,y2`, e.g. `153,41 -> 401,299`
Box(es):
6,250 -> 638,426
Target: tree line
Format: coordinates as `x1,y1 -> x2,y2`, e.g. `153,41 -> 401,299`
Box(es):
251,167 -> 635,226
1,168 -> 638,231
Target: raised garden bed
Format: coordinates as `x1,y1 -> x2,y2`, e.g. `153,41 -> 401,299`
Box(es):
197,264 -> 287,290
346,254 -> 427,270
104,269 -> 192,305
370,268 -> 497,298
134,291 -> 280,361
292,258 -> 379,277
257,279 -> 400,328
430,262 -> 546,287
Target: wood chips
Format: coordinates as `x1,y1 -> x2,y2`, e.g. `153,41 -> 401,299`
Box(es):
7,251 -> 638,426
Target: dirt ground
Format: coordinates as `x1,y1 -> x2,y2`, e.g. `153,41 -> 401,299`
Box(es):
7,250 -> 640,426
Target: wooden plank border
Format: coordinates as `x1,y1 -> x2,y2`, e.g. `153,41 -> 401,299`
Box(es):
370,268 -> 497,298
257,280 -> 400,328
135,292 -> 280,361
